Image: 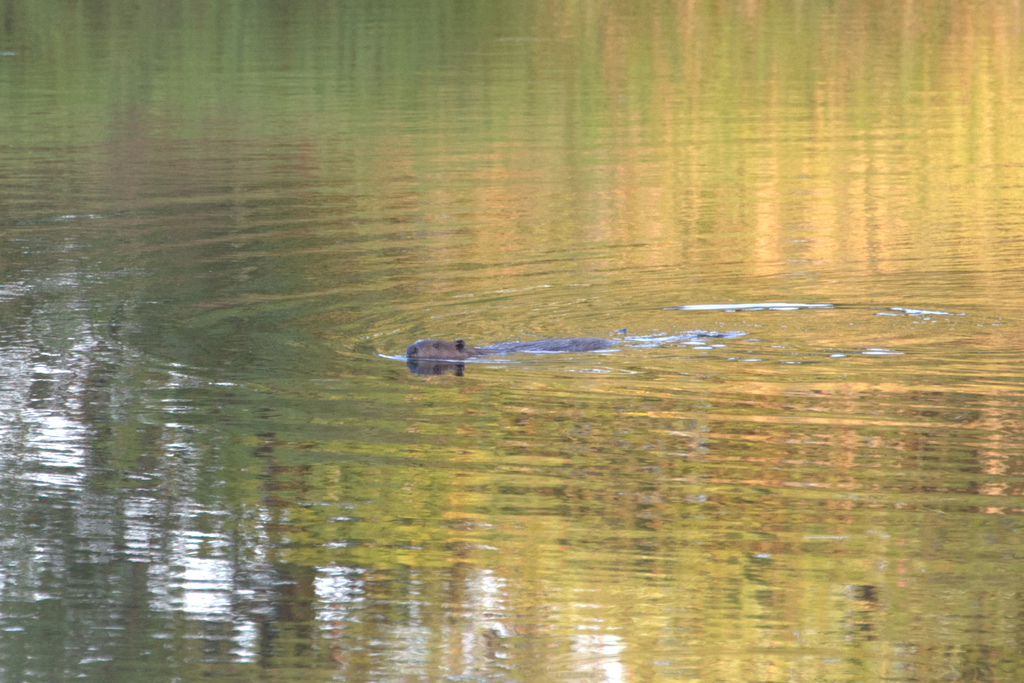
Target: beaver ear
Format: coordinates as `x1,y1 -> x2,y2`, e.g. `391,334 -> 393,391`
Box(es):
455,339 -> 465,351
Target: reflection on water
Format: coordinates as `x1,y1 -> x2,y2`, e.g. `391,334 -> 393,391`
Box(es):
406,360 -> 465,376
3,0 -> 1024,681
672,302 -> 835,311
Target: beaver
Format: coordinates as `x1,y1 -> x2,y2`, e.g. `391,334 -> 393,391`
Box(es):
406,337 -> 617,361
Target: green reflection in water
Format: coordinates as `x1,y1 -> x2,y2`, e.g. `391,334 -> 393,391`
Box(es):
2,0 -> 1024,681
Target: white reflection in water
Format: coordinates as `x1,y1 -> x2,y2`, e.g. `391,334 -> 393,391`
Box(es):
321,567 -> 512,676
572,633 -> 625,683
26,413 -> 88,488
887,307 -> 957,316
130,512 -> 262,661
0,283 -> 28,301
462,569 -> 510,651
670,302 -> 834,311
181,555 -> 234,616
123,497 -> 162,558
315,565 -> 365,626
0,335 -> 90,491
232,620 -> 259,663
623,331 -> 745,347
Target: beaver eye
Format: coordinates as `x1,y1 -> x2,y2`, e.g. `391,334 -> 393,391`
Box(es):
432,343 -> 439,348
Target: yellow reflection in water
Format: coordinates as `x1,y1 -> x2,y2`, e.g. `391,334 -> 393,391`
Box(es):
3,0 -> 1024,681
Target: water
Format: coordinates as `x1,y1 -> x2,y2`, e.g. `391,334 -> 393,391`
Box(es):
2,1 -> 1024,681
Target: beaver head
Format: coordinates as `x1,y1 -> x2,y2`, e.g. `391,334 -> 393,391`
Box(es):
405,338 -> 477,361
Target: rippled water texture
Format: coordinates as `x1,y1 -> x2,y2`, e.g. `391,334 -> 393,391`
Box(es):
2,1 -> 1024,681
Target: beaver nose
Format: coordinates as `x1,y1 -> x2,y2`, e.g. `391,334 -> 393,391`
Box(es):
406,345 -> 418,357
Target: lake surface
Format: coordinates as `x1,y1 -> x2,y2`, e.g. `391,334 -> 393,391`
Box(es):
2,1 -> 1024,681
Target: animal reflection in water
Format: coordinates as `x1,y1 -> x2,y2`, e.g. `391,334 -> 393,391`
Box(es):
406,359 -> 467,376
